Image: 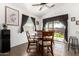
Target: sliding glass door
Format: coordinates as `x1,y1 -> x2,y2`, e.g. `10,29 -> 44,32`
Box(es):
44,20 -> 66,42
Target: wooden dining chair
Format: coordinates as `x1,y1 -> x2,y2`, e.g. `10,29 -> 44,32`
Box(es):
68,36 -> 78,53
26,31 -> 38,52
39,31 -> 54,55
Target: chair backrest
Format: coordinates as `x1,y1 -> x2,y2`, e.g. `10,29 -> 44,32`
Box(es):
26,31 -> 30,41
43,31 -> 54,36
69,36 -> 78,45
42,31 -> 54,43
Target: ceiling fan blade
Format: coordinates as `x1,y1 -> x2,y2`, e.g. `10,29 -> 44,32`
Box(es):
45,4 -> 50,8
32,3 -> 48,6
39,6 -> 43,10
51,4 -> 55,7
32,4 -> 41,6
39,5 -> 45,11
40,3 -> 47,5
45,4 -> 55,8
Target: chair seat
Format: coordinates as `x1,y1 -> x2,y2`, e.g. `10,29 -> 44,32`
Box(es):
39,40 -> 53,47
29,39 -> 37,43
44,36 -> 52,38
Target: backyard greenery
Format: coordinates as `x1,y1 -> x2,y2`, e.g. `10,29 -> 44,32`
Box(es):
54,33 -> 64,38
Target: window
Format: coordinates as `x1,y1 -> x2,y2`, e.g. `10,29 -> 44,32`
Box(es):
23,17 -> 35,31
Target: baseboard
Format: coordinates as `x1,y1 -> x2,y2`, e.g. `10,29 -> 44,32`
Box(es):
11,42 -> 28,49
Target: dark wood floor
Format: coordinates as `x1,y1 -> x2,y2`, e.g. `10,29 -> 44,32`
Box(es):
0,41 -> 79,56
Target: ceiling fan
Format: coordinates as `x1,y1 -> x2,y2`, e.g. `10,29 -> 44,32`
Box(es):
32,3 -> 55,11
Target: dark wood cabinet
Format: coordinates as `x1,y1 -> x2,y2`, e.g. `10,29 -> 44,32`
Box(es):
0,29 -> 10,53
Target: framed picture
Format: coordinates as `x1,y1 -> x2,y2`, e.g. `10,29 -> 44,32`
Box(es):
36,21 -> 39,25
76,20 -> 79,25
5,6 -> 19,26
71,17 -> 75,21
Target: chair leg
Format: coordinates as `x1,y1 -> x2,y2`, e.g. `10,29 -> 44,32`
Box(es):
68,43 -> 70,51
50,46 -> 54,56
39,45 -> 44,56
76,39 -> 79,53
36,42 -> 39,52
47,47 -> 50,53
38,44 -> 42,55
41,46 -> 44,56
27,43 -> 30,52
39,44 -> 40,51
36,42 -> 37,50
68,38 -> 70,51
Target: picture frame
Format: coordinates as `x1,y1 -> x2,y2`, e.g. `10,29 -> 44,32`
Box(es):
71,17 -> 75,21
36,21 -> 39,25
5,6 -> 19,26
76,20 -> 79,25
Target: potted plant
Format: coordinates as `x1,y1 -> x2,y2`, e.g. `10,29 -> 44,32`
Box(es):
3,24 -> 7,29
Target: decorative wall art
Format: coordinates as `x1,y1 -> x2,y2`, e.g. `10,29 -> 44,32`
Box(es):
5,6 -> 19,26
76,20 -> 79,25
71,17 -> 75,22
36,21 -> 39,25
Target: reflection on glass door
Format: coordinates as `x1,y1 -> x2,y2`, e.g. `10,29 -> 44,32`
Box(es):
54,21 -> 65,42
45,21 -> 65,42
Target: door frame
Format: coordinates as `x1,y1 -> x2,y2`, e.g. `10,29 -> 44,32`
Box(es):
43,14 -> 68,42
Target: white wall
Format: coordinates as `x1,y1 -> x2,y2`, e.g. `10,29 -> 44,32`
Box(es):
42,3 -> 79,40
0,3 -> 37,47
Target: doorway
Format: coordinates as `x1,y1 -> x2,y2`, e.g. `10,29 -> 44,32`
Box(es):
43,14 -> 68,42
44,21 -> 66,42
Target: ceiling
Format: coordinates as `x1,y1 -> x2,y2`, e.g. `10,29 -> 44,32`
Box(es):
9,3 -> 65,17
24,3 -> 55,17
